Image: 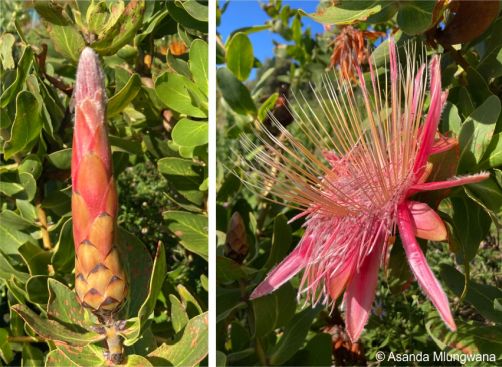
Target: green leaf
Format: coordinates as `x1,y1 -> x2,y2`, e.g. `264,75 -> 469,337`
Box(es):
123,242 -> 166,346
86,1 -> 120,35
172,118 -> 208,148
52,344 -> 106,367
217,67 -> 256,116
458,95 -> 501,172
47,148 -> 72,170
147,312 -> 208,367
0,250 -> 29,283
46,23 -> 86,62
176,0 -> 208,22
366,1 -> 399,23
155,72 -> 207,118
176,284 -> 203,315
169,295 -> 189,333
258,93 -> 278,123
426,317 -> 502,358
0,46 -> 33,109
18,154 -> 42,179
440,264 -> 502,323
440,102 -> 462,136
0,209 -> 37,254
25,275 -> 49,305
0,33 -> 15,70
0,172 -> 25,199
269,306 -> 321,365
11,304 -> 103,346
18,172 -> 36,202
34,1 -> 70,24
264,214 -> 292,271
216,256 -> 256,283
47,278 -> 99,329
480,133 -> 502,169
124,355 -> 154,366
3,91 -> 42,160
167,51 -> 191,78
479,47 -> 502,81
165,1 -> 207,33
252,283 -> 296,337
18,242 -> 51,276
164,211 -> 208,260
16,200 -> 37,222
92,0 -> 146,56
216,287 -> 245,323
109,135 -> 143,155
108,73 -> 142,117
396,1 -> 435,35
117,227 -> 154,318
45,349 -> 76,367
386,237 -> 412,293
21,344 -> 44,367
158,157 -> 201,177
226,33 -> 254,81
286,333 -> 333,367
302,1 -> 382,25
216,351 -> 227,367
0,328 -> 13,364
450,196 -> 491,263
134,9 -> 169,44
125,328 -> 156,359
230,321 -> 249,352
189,39 -> 208,96
465,67 -> 493,106
465,177 -> 502,226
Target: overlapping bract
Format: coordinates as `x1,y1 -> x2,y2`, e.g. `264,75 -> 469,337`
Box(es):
72,47 -> 127,317
243,40 -> 489,341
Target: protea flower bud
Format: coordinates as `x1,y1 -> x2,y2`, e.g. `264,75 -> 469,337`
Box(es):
224,212 -> 249,263
72,47 -> 127,319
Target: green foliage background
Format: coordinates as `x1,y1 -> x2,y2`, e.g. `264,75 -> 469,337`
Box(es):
0,1 -> 208,366
216,1 -> 502,366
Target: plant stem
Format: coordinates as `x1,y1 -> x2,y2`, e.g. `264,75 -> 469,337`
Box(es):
438,41 -> 470,70
459,260 -> 470,303
255,337 -> 268,366
8,336 -> 44,343
35,199 -> 52,250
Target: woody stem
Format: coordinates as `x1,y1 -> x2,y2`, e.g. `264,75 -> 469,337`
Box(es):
35,197 -> 52,250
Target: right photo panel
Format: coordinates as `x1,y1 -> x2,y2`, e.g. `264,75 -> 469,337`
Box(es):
216,1 -> 502,366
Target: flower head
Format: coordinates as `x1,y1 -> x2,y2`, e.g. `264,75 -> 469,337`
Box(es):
241,39 -> 488,341
72,47 -> 127,318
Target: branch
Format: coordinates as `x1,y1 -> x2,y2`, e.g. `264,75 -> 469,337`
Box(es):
8,336 -> 45,343
35,197 -> 53,250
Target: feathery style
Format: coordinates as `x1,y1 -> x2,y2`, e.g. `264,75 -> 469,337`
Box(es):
72,47 -> 127,319
242,40 -> 489,341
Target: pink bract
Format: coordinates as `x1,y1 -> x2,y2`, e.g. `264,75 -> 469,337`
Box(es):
244,39 -> 489,341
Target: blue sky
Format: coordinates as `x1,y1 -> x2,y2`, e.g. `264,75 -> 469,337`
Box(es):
218,1 -> 325,76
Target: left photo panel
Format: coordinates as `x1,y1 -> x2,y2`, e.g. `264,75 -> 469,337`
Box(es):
0,1 -> 208,366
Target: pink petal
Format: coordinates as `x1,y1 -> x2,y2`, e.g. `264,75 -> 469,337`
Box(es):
327,256 -> 356,301
430,135 -> 458,156
412,64 -> 425,117
397,203 -> 456,331
249,235 -> 313,300
408,201 -> 447,241
410,172 -> 490,193
414,55 -> 447,177
344,240 -> 383,342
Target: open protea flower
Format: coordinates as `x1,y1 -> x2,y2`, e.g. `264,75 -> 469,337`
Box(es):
72,47 -> 127,320
242,40 -> 489,341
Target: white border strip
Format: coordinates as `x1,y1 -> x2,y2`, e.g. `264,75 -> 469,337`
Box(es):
207,0 -> 216,365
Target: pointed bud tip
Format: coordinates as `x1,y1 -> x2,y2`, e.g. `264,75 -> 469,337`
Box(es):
75,47 -> 105,103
